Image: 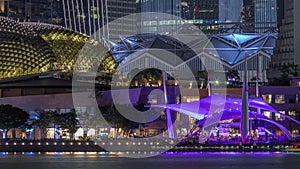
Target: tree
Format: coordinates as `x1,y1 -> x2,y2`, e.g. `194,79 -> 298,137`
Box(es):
0,105 -> 29,139
60,109 -> 79,140
100,105 -> 139,130
197,70 -> 208,81
129,68 -> 163,87
250,76 -> 261,81
34,110 -> 60,139
272,64 -> 300,86
226,70 -> 240,82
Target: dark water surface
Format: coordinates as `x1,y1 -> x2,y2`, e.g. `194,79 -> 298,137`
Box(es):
0,152 -> 299,169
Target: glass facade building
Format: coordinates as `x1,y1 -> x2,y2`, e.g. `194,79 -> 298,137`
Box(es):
219,0 -> 243,24
243,0 -> 278,33
61,0 -> 137,40
268,0 -> 300,81
139,0 -> 244,33
0,0 -> 64,25
138,0 -> 182,33
254,0 -> 277,33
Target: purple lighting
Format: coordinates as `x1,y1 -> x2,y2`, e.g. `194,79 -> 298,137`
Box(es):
152,95 -> 300,138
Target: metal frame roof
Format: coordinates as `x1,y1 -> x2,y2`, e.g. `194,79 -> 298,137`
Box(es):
108,33 -> 278,67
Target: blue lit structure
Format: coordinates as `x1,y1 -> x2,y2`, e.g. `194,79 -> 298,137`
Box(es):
108,33 -> 277,82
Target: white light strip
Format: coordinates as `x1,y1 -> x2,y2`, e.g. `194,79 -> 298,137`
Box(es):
71,0 -> 77,32
91,0 -> 96,38
87,0 -> 92,36
75,0 -> 82,33
66,0 -> 72,29
80,0 -> 86,34
62,0 -> 68,28
96,0 -> 101,41
101,0 -> 105,37
105,0 -> 109,39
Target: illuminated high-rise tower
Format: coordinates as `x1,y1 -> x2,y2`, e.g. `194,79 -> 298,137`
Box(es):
219,0 -> 243,24
62,0 -> 137,40
254,0 -> 277,33
138,0 -> 181,33
268,0 -> 300,82
0,0 -> 63,24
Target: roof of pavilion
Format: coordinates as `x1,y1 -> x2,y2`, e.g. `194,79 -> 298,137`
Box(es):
108,33 -> 278,67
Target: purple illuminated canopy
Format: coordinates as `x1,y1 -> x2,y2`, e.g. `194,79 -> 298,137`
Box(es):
152,95 -> 300,138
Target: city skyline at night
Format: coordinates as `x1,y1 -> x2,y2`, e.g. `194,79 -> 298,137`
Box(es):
0,0 -> 299,165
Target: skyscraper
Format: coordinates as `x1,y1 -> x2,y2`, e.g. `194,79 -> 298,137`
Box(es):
138,0 -> 181,33
219,0 -> 243,24
242,0 -> 255,32
181,0 -> 219,22
268,0 -> 300,81
139,0 -> 244,33
61,0 -> 137,40
242,0 -> 277,33
0,0 -> 64,25
254,0 -> 277,33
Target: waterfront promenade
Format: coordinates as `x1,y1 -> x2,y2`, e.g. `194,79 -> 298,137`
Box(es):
0,139 -> 299,153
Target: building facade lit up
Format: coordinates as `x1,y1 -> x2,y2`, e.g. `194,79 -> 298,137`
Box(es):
61,0 -> 137,40
268,0 -> 300,82
0,0 -> 64,25
0,3 -> 299,142
110,33 -> 278,83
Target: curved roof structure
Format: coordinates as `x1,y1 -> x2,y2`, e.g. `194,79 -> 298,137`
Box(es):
0,17 -> 118,79
109,33 -> 277,67
152,95 -> 300,138
25,22 -> 117,74
0,17 -> 55,79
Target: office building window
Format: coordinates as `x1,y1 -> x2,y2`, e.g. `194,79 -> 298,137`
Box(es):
288,110 -> 297,118
289,94 -> 298,104
263,111 -> 272,118
275,95 -> 285,104
262,94 -> 272,104
275,111 -> 285,121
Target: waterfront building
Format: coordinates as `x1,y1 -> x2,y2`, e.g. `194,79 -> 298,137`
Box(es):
254,85 -> 300,137
1,16 -> 298,141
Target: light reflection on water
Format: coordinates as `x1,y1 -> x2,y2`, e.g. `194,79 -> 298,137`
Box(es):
0,152 -> 299,169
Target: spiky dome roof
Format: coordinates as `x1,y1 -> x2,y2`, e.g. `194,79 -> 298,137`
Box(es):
0,17 -> 117,79
0,17 -> 55,79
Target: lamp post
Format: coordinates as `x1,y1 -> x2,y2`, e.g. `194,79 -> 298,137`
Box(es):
163,71 -> 175,139
241,51 -> 249,144
256,55 -> 260,97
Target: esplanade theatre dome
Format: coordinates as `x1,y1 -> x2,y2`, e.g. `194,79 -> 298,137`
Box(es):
0,17 -> 55,79
0,17 -> 117,79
